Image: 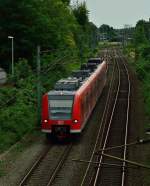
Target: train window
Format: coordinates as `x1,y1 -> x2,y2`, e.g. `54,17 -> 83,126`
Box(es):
48,95 -> 74,120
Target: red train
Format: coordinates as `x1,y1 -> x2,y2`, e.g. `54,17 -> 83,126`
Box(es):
41,58 -> 107,138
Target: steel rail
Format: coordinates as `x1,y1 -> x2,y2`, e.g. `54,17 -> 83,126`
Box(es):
46,144 -> 72,186
19,144 -> 72,186
92,50 -> 131,186
80,50 -> 117,186
120,55 -> 131,186
19,145 -> 51,186
94,49 -> 119,159
93,49 -> 121,186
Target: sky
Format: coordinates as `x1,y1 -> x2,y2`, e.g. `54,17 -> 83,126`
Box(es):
71,0 -> 150,28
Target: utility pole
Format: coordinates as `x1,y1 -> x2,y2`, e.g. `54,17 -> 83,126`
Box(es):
79,35 -> 83,68
37,45 -> 41,127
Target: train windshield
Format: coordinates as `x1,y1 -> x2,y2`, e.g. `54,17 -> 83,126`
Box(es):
48,95 -> 74,120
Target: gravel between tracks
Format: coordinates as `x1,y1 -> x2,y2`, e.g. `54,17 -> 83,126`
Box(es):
0,133 -> 48,186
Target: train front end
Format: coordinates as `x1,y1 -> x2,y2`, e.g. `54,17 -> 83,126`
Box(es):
41,90 -> 81,138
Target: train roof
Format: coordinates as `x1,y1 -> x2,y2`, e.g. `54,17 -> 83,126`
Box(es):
88,57 -> 102,61
47,58 -> 106,95
77,62 -> 106,94
88,58 -> 103,63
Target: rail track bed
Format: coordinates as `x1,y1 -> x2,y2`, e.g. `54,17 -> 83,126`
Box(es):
94,53 -> 131,186
79,49 -> 132,186
19,143 -> 72,186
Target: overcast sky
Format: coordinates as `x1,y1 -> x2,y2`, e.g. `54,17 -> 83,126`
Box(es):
71,0 -> 150,28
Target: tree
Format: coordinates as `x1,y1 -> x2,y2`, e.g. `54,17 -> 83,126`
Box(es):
0,0 -> 98,72
87,22 -> 98,49
134,20 -> 149,45
99,24 -> 115,41
61,0 -> 70,5
0,0 -> 78,69
73,2 -> 89,27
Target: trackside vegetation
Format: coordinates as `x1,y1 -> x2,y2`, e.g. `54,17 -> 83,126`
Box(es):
124,19 -> 150,184
125,19 -> 150,121
0,0 -> 99,152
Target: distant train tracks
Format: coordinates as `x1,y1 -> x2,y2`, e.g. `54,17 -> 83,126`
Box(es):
19,143 -> 72,186
79,49 -> 131,186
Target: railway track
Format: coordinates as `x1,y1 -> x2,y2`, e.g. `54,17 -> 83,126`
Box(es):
80,49 -> 131,186
79,49 -> 118,186
19,143 -> 72,186
93,51 -> 131,186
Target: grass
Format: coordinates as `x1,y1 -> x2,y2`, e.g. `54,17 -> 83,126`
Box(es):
0,160 -> 6,177
125,46 -> 150,184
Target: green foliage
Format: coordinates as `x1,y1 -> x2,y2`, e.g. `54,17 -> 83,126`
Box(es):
0,0 -> 99,153
134,22 -> 148,45
134,20 -> 150,43
140,45 -> 150,60
73,2 -> 89,27
0,0 -> 77,68
0,87 -> 17,106
143,77 -> 150,115
134,57 -> 150,117
126,18 -> 150,121
99,24 -> 116,41
0,59 -> 36,152
134,57 -> 149,80
0,91 -> 36,152
0,160 -> 6,177
61,0 -> 70,5
0,0 -> 98,70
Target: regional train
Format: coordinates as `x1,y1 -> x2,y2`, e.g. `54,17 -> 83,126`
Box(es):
41,58 -> 107,138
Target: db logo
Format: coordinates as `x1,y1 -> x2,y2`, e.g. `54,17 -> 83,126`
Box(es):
58,120 -> 64,124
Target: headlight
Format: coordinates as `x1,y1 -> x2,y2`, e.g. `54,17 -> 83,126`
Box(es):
44,119 -> 48,123
73,119 -> 78,123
